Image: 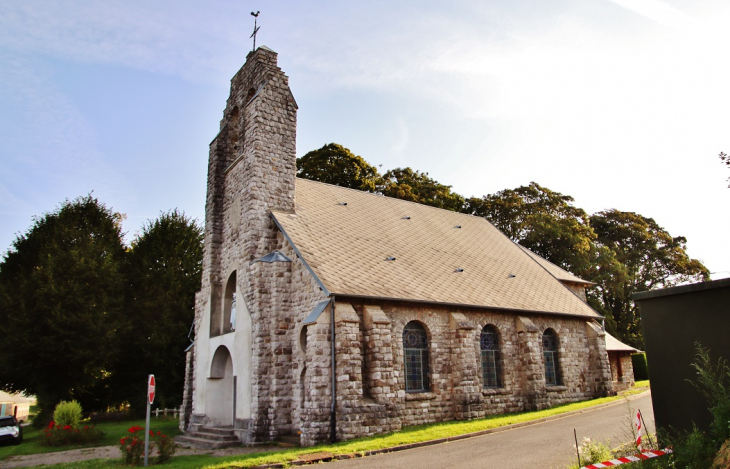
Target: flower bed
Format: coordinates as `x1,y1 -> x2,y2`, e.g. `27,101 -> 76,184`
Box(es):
43,420 -> 105,446
119,425 -> 176,466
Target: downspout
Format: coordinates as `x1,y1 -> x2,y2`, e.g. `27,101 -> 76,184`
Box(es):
330,295 -> 337,443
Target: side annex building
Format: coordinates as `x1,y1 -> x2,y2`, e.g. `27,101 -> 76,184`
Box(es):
180,46 -> 616,447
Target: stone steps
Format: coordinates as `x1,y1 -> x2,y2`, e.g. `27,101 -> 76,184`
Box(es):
176,426 -> 240,449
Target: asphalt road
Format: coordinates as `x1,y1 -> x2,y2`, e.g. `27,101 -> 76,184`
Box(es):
333,393 -> 654,469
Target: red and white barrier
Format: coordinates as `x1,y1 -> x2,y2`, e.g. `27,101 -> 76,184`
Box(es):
581,448 -> 672,468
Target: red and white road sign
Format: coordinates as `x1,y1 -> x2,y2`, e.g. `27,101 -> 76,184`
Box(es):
148,375 -> 156,405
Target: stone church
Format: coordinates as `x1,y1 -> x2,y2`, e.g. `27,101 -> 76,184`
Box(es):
179,46 -> 615,447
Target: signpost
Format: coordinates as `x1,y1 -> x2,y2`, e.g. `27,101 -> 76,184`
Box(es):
144,375 -> 155,467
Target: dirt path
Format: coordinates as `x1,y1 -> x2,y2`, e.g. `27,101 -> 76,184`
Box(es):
0,444 -> 288,468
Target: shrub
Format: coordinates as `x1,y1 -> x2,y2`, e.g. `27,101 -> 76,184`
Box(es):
639,344 -> 730,468
53,400 -> 82,428
567,438 -> 613,468
153,430 -> 177,463
43,421 -> 105,446
662,425 -> 716,469
119,425 -> 177,466
690,344 -> 730,445
119,426 -> 146,466
632,353 -> 649,381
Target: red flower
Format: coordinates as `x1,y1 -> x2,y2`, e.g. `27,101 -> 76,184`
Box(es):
47,421 -> 55,429
63,425 -> 71,430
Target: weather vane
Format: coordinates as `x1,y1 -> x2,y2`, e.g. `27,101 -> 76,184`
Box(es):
250,11 -> 260,51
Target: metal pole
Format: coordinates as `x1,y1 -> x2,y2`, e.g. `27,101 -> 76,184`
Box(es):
330,296 -> 337,443
574,429 -> 581,468
233,375 -> 237,425
144,394 -> 151,467
639,409 -> 655,449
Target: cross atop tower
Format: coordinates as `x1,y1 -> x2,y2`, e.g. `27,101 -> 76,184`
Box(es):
250,11 -> 260,51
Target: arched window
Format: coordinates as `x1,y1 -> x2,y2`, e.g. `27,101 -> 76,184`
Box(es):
403,322 -> 430,392
480,325 -> 502,388
223,272 -> 236,333
543,329 -> 561,386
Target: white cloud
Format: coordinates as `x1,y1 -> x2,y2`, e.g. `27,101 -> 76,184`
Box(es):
607,0 -> 694,28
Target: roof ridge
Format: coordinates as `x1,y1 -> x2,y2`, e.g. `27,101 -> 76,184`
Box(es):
296,177 -> 487,220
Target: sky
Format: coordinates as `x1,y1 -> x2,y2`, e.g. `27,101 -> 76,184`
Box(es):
1,0 -> 729,279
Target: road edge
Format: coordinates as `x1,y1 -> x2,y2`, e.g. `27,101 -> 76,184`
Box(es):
268,390 -> 652,468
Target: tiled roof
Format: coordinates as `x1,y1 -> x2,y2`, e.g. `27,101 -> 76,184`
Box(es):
518,245 -> 596,286
272,179 -> 601,319
0,391 -> 34,404
605,332 -> 640,353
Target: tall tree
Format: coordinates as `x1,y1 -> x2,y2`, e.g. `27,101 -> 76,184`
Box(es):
0,195 -> 126,422
296,143 -> 381,192
463,182 -> 597,275
112,210 -> 203,412
590,209 -> 709,347
382,167 -> 465,212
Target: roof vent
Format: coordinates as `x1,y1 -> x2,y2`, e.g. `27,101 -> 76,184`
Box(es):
402,216 -> 411,220
337,202 -> 347,206
508,274 -> 516,278
386,256 -> 396,261
455,268 -> 464,272
454,225 -> 462,229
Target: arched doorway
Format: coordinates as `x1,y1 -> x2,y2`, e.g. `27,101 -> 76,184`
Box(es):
207,345 -> 235,426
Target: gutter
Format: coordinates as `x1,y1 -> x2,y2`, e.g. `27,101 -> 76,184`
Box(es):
330,295 -> 336,443
332,293 -> 603,321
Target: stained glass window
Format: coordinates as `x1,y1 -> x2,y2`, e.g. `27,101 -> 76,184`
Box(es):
543,329 -> 561,386
480,325 -> 502,388
404,322 -> 429,392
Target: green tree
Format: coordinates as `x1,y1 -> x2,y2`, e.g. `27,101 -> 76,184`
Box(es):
382,167 -> 465,212
463,182 -> 598,275
296,143 -> 381,192
590,209 -> 709,347
112,210 -> 203,412
0,195 -> 127,422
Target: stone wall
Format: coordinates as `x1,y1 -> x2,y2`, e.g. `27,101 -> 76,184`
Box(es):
245,232 -> 326,442
609,352 -> 636,391
295,300 -> 615,445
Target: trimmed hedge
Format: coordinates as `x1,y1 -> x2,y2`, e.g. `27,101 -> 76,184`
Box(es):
632,353 -> 649,381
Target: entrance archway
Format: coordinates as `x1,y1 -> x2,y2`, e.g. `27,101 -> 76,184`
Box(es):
207,345 -> 234,426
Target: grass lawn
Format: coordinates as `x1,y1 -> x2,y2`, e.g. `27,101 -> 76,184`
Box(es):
0,417 -> 181,460
20,383 -> 652,469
